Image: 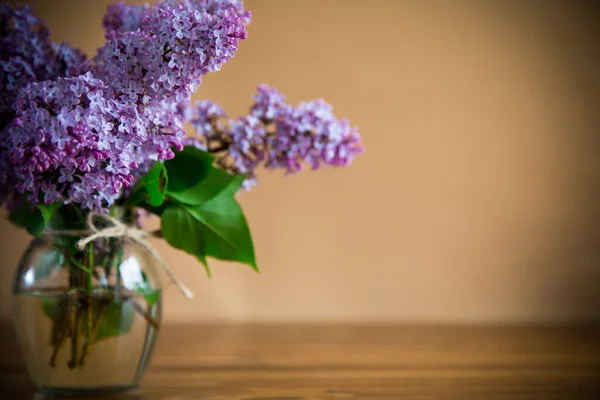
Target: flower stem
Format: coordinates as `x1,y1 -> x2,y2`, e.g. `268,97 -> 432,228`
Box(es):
87,243 -> 93,293
68,296 -> 81,370
77,243 -> 94,367
113,246 -> 123,299
208,143 -> 229,153
49,298 -> 70,367
132,301 -> 160,331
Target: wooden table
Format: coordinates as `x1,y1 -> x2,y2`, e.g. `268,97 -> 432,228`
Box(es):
1,323 -> 599,399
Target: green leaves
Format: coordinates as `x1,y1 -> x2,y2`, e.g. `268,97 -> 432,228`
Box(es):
161,205 -> 207,257
163,145 -> 213,193
161,179 -> 257,275
182,181 -> 256,269
156,146 -> 258,274
41,296 -> 135,342
37,203 -> 62,226
9,199 -> 62,237
129,162 -> 168,207
143,290 -> 161,307
167,163 -> 240,206
7,145 -> 259,278
10,203 -> 45,236
94,299 -> 135,341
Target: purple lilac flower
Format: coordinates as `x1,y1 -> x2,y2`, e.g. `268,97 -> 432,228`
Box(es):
189,100 -> 227,150
225,114 -> 267,189
1,4 -> 54,126
102,1 -> 250,36
94,0 -> 250,165
0,139 -> 14,204
267,98 -> 363,173
162,0 -> 251,26
0,4 -> 91,205
102,2 -> 150,33
51,42 -> 92,77
8,73 -> 137,210
1,57 -> 35,123
189,85 -> 363,187
97,1 -> 248,101
250,84 -> 289,121
0,3 -> 57,82
0,4 -> 89,99
1,1 -> 250,211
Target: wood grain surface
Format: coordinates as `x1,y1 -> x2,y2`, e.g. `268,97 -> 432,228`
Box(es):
1,323 -> 599,399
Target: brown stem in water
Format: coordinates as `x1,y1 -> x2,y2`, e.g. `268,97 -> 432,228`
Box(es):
49,300 -> 70,368
92,298 -> 108,332
68,298 -> 81,370
132,301 -> 160,331
78,297 -> 93,367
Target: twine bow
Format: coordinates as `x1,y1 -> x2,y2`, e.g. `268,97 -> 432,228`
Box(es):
49,212 -> 194,299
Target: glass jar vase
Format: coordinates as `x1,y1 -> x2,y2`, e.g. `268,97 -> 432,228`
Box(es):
12,233 -> 162,395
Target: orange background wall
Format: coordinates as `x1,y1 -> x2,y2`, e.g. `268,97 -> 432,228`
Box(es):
1,0 -> 598,323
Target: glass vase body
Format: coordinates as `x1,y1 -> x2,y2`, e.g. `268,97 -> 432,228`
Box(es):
12,234 -> 162,395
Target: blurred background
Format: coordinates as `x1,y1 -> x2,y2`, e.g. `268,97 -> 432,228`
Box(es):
1,0 -> 598,324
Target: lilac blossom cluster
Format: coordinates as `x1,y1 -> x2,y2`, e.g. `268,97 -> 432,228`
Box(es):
189,85 -> 364,189
103,0 -> 250,34
9,73 -> 137,209
97,0 -> 249,102
0,4 -> 91,205
0,1 -> 249,211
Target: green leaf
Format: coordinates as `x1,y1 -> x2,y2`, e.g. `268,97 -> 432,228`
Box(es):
161,204 -> 207,257
196,254 -> 211,278
129,162 -> 168,207
41,296 -> 135,342
9,201 -> 45,236
160,173 -> 255,273
164,146 -> 214,194
167,166 -> 240,206
184,189 -> 257,271
143,290 -> 161,307
95,299 -> 134,341
135,275 -> 162,306
37,202 -> 62,225
46,204 -> 87,232
41,297 -> 58,321
160,158 -> 256,273
161,205 -> 212,277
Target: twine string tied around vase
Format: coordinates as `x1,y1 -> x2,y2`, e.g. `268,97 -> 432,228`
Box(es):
45,212 -> 194,299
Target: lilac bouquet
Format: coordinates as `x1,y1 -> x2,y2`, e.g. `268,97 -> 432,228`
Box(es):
2,0 -> 362,375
